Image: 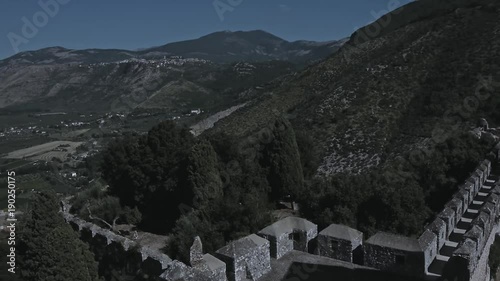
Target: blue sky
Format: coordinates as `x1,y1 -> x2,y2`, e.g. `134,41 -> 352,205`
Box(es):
0,0 -> 411,60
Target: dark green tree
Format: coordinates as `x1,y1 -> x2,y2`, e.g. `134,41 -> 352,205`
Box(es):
295,129 -> 320,178
18,191 -> 100,281
186,140 -> 223,208
35,226 -> 100,281
101,121 -> 195,232
166,132 -> 273,263
262,117 -> 304,201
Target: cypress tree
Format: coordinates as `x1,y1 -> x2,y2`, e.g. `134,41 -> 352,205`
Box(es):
186,140 -> 223,208
263,117 -> 304,201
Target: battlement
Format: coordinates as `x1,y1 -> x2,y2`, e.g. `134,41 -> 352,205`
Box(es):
62,142 -> 500,281
62,210 -> 226,281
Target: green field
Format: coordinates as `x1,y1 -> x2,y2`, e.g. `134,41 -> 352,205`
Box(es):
0,136 -> 53,155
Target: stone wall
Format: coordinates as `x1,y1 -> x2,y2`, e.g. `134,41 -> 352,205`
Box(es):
442,144 -> 500,281
60,142 -> 500,281
62,209 -> 226,281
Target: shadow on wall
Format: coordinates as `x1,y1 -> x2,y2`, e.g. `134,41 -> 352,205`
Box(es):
282,262 -> 426,281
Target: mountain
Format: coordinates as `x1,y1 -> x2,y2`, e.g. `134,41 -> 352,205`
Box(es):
141,30 -> 347,63
0,30 -> 346,67
0,31 -> 345,113
206,0 -> 500,175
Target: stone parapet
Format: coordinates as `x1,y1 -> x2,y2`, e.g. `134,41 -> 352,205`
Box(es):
59,142 -> 500,281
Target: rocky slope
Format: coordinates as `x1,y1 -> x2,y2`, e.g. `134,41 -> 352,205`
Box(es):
207,0 -> 500,175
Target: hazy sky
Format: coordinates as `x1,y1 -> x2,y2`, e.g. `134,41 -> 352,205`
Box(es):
0,0 -> 411,60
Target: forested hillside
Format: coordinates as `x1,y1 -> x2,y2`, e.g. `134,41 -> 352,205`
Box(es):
209,0 -> 500,175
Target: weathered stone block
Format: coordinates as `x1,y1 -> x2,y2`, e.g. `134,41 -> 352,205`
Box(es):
482,202 -> 495,220
443,238 -> 478,281
215,234 -> 271,281
201,254 -> 227,281
473,169 -> 485,185
487,193 -> 500,216
190,236 -> 206,269
471,212 -> 490,253
463,225 -> 484,252
418,229 -> 438,273
454,189 -> 470,212
481,159 -> 491,176
466,175 -> 480,196
317,224 -> 363,263
464,182 -> 475,203
364,232 -> 426,278
474,211 -> 490,230
438,207 -> 456,237
258,217 -> 317,259
446,198 -> 463,222
426,218 -> 447,251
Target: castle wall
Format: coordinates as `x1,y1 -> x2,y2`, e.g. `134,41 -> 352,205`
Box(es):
62,211 -> 225,281
442,145 -> 500,281
59,142 -> 500,281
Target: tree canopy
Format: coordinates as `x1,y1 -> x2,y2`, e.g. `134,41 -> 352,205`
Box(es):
101,121 -> 195,232
18,191 -> 100,281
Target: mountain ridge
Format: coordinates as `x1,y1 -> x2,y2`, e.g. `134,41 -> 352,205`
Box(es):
0,30 -> 347,65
